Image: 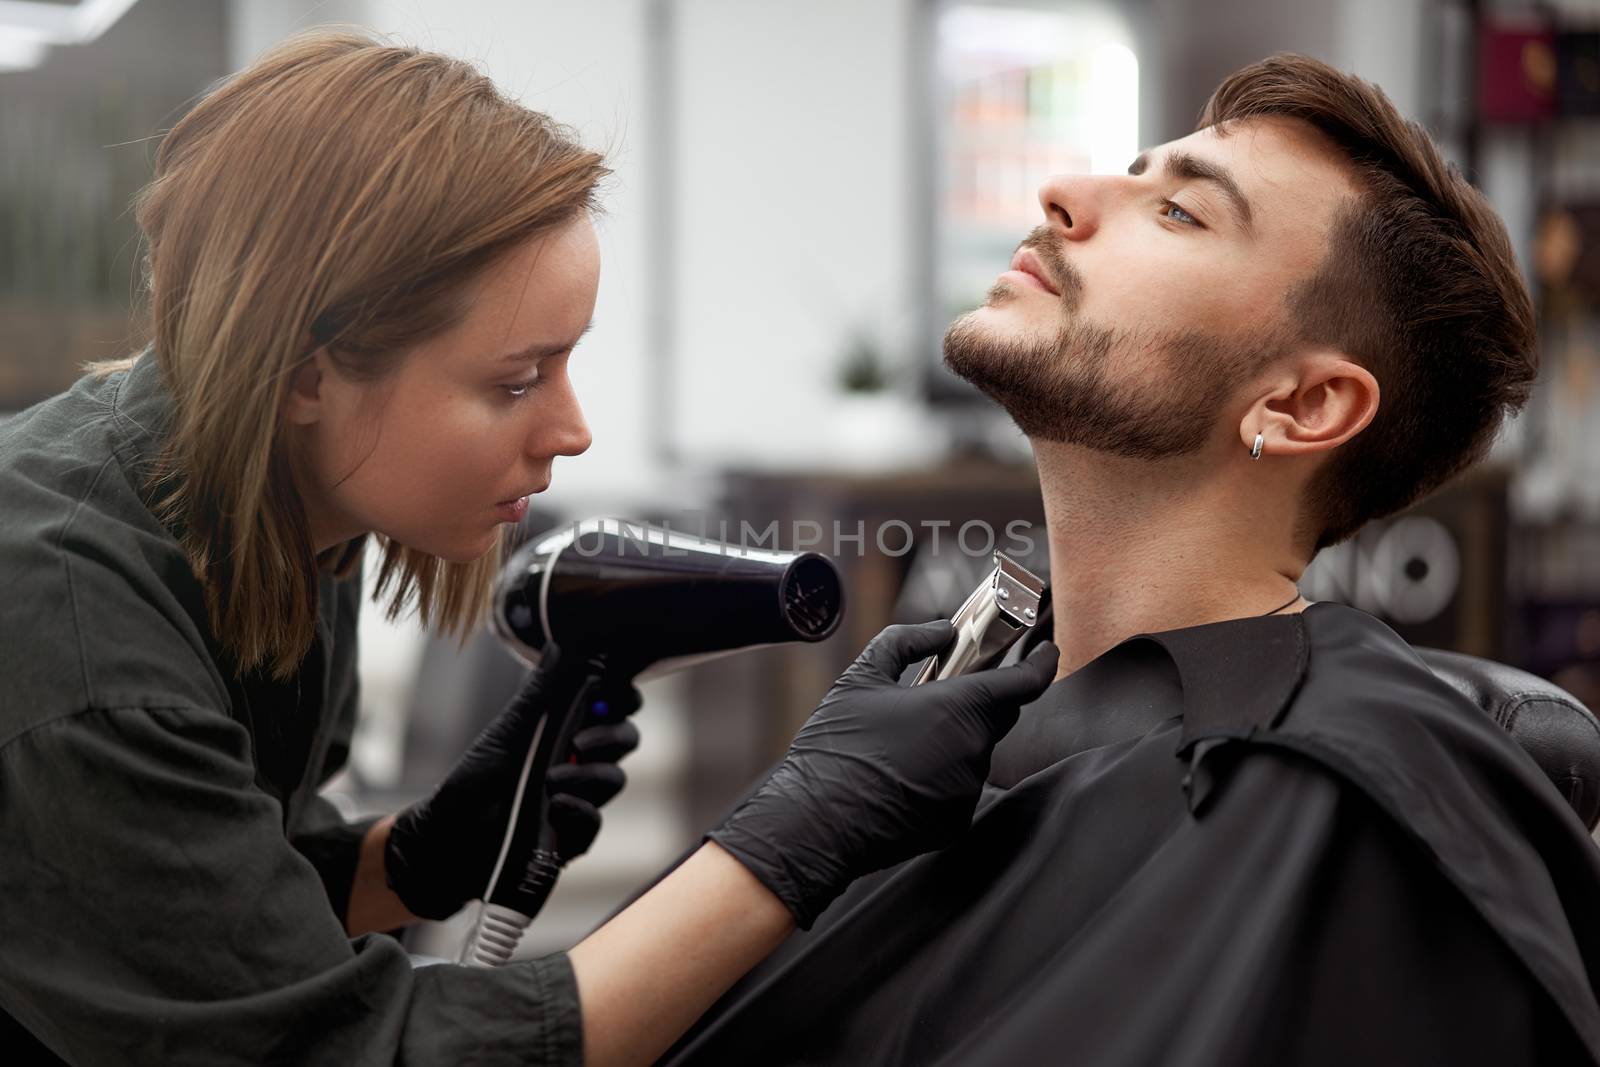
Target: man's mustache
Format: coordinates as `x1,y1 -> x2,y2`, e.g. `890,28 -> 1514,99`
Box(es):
1018,225 -> 1083,309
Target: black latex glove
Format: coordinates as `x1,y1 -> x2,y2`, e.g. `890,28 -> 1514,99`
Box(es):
546,714 -> 641,861
384,647 -> 642,921
708,620 -> 1059,929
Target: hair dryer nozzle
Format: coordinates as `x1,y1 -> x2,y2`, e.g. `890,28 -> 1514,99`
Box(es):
492,518 -> 844,679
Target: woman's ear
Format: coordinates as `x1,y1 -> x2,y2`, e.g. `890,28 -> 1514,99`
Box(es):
282,348 -> 328,427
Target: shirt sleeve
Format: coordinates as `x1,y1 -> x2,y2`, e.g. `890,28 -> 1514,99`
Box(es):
0,705 -> 583,1067
287,793 -> 379,931
285,639 -> 377,929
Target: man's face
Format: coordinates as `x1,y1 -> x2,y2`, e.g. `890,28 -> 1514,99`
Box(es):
945,116 -> 1355,459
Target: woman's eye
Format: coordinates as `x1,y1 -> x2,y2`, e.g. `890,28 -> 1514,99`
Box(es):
1161,200 -> 1200,226
503,377 -> 543,401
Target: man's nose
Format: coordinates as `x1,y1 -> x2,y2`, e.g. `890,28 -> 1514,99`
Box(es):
1037,173 -> 1105,242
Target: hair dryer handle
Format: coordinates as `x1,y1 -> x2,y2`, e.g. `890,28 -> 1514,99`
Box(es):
492,667 -> 605,909
464,656 -> 612,966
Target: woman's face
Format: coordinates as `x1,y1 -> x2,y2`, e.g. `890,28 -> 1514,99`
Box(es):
286,215 -> 598,562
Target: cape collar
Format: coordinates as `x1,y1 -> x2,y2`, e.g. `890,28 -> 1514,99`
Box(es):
1140,608 -> 1311,748
991,603 -> 1316,787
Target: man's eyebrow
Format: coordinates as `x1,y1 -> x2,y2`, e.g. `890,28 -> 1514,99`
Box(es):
1127,149 -> 1255,234
499,320 -> 594,362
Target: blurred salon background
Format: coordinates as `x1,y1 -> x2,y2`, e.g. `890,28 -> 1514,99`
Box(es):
4,0 -> 1600,956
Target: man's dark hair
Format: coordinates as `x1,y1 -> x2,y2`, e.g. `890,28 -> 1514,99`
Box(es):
1200,54 -> 1537,553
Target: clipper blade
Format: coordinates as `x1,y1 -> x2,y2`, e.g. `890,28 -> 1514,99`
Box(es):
910,552 -> 1047,686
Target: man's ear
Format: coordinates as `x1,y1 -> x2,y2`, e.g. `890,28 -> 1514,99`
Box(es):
282,348 -> 330,427
1241,352 -> 1379,460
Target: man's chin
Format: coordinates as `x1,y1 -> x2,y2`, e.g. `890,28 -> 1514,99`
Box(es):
943,310 -> 1050,382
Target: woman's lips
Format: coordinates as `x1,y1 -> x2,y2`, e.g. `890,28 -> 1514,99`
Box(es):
494,479 -> 551,522
495,497 -> 530,524
496,479 -> 549,506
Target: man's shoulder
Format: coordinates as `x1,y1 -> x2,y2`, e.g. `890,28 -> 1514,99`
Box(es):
1291,602 -> 1553,762
1264,601 -> 1600,1059
1269,602 -> 1592,838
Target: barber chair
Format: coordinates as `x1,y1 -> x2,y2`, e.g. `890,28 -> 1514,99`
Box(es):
1417,649 -> 1600,832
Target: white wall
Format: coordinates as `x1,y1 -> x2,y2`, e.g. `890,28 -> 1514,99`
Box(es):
1334,0 -> 1426,118
228,0 -> 373,68
671,0 -> 919,468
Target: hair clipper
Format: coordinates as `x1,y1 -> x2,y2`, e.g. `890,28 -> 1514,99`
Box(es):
910,552 -> 1047,685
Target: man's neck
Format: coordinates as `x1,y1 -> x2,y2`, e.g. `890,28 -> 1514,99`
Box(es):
1033,441 -> 1307,680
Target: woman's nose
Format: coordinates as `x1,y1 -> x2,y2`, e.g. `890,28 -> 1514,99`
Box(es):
553,403 -> 592,459
534,381 -> 592,459
1037,173 -> 1101,242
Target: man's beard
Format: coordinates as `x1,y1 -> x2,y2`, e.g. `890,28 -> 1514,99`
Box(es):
943,291 -> 1280,461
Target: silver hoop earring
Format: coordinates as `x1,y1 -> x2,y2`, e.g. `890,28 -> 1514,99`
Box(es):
1250,432 -> 1264,461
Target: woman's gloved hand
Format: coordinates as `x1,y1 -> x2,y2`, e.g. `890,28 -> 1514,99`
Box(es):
708,620 -> 1059,929
384,646 -> 642,921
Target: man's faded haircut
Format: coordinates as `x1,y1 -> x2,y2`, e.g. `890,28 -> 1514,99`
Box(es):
1201,54 -> 1537,552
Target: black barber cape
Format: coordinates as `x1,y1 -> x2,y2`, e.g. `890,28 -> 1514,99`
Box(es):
0,355 -> 582,1065
665,603 -> 1600,1065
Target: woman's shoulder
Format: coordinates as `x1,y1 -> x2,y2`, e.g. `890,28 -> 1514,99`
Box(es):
0,367 -> 230,745
0,362 -> 180,578
1,364 -> 125,491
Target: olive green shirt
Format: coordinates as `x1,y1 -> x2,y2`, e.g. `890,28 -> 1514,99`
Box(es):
0,354 -> 582,1065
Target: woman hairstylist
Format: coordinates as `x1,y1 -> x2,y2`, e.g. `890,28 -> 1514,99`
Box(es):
0,29 -> 1057,1067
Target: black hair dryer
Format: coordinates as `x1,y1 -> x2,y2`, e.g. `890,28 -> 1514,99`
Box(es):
460,517 -> 845,966
493,517 -> 845,678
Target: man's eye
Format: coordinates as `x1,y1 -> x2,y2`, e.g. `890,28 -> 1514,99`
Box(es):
1161,200 -> 1200,226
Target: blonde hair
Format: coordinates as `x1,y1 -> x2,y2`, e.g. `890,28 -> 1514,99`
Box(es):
94,27 -> 609,680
